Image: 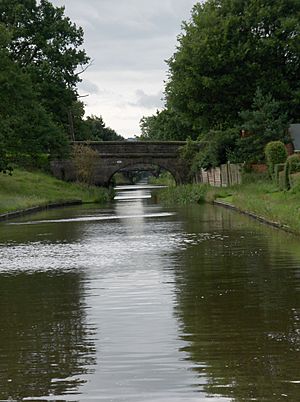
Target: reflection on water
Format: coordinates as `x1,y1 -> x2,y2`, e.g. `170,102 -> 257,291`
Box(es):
0,184 -> 299,401
0,272 -> 96,399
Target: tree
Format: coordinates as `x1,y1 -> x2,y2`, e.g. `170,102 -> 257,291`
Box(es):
0,23 -> 68,170
78,115 -> 124,141
0,0 -> 89,130
165,0 -> 300,136
140,109 -> 188,141
235,89 -> 289,163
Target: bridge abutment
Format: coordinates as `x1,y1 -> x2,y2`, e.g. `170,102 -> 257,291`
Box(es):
51,141 -> 191,187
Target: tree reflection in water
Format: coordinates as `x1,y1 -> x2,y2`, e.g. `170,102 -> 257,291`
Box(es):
0,271 -> 96,399
173,205 -> 300,401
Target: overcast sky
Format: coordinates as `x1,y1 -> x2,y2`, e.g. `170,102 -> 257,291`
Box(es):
51,0 -> 197,137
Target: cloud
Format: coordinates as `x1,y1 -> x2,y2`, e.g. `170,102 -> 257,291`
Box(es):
130,90 -> 164,109
50,0 -> 196,137
78,79 -> 100,95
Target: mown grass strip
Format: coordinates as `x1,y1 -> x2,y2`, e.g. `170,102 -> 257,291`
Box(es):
155,177 -> 300,234
0,169 -> 110,215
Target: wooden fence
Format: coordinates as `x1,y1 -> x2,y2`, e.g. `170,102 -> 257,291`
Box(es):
194,163 -> 242,187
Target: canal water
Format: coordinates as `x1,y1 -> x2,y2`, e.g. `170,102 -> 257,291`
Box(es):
0,184 -> 299,401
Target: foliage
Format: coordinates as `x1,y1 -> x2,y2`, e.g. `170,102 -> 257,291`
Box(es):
71,143 -> 99,184
283,154 -> 300,189
148,171 -> 176,187
0,24 -> 69,169
0,0 -> 89,130
77,115 -> 124,141
265,141 -> 288,175
234,89 -> 289,163
289,172 -> 300,192
156,175 -> 300,233
274,163 -> 285,188
155,183 -> 212,205
286,154 -> 300,174
195,128 -> 240,170
165,0 -> 300,137
0,168 -> 110,214
179,137 -> 198,160
140,109 -> 189,141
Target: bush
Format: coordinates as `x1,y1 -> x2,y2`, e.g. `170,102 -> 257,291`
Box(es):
265,141 -> 288,176
283,154 -> 300,189
290,172 -> 300,190
274,163 -> 285,187
71,144 -> 99,185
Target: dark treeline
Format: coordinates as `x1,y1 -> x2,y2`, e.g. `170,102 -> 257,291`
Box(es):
0,0 -> 123,173
140,0 -> 300,168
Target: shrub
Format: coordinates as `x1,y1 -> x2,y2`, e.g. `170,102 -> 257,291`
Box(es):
290,172 -> 300,190
265,141 -> 288,176
283,154 -> 300,189
274,163 -> 285,187
71,144 -> 99,185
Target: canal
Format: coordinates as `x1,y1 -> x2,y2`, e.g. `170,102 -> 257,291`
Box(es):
0,184 -> 299,401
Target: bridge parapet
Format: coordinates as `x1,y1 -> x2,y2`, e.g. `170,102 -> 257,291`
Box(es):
52,141 -> 191,186
73,141 -> 187,156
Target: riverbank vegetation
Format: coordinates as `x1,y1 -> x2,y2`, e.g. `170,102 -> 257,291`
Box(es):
149,172 -> 176,187
155,171 -> 300,233
140,0 -> 299,170
0,169 -> 110,215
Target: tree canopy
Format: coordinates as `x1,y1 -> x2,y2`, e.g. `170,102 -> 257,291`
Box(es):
0,0 -> 89,129
78,115 -> 124,142
166,0 -> 300,135
0,23 -> 68,171
0,0 -> 123,173
141,0 -> 300,164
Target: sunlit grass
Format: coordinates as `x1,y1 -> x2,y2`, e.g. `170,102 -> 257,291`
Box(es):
0,169 -> 110,214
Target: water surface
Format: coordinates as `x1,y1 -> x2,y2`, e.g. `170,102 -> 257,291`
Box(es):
0,185 -> 299,401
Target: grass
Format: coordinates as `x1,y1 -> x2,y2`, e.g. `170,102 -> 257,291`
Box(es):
155,174 -> 300,233
148,172 -> 176,187
0,168 -> 111,214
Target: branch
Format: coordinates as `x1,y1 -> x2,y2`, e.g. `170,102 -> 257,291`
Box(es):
77,59 -> 94,76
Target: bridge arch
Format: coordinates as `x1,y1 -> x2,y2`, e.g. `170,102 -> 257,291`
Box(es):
51,141 -> 192,187
107,161 -> 178,186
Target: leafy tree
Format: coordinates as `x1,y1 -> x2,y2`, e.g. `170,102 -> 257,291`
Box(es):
78,115 -> 124,141
140,109 -> 188,141
165,0 -> 300,136
0,23 -> 68,170
0,0 -> 89,130
235,89 -> 289,163
194,128 -> 240,170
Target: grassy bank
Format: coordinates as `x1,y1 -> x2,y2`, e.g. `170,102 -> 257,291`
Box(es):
0,169 -> 110,214
155,175 -> 300,234
148,172 -> 176,187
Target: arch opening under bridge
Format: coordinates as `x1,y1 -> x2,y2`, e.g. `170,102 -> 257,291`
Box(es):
109,162 -> 176,186
51,141 -> 192,187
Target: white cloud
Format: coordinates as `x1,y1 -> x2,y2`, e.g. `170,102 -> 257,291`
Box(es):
78,79 -> 100,95
130,90 -> 164,109
51,0 -> 196,137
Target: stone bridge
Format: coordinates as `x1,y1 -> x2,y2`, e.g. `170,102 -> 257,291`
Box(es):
51,141 -> 191,186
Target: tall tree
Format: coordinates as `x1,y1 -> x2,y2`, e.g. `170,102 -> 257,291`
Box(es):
0,23 -> 68,172
0,0 -> 89,130
165,0 -> 300,136
140,109 -> 188,141
78,115 -> 124,141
